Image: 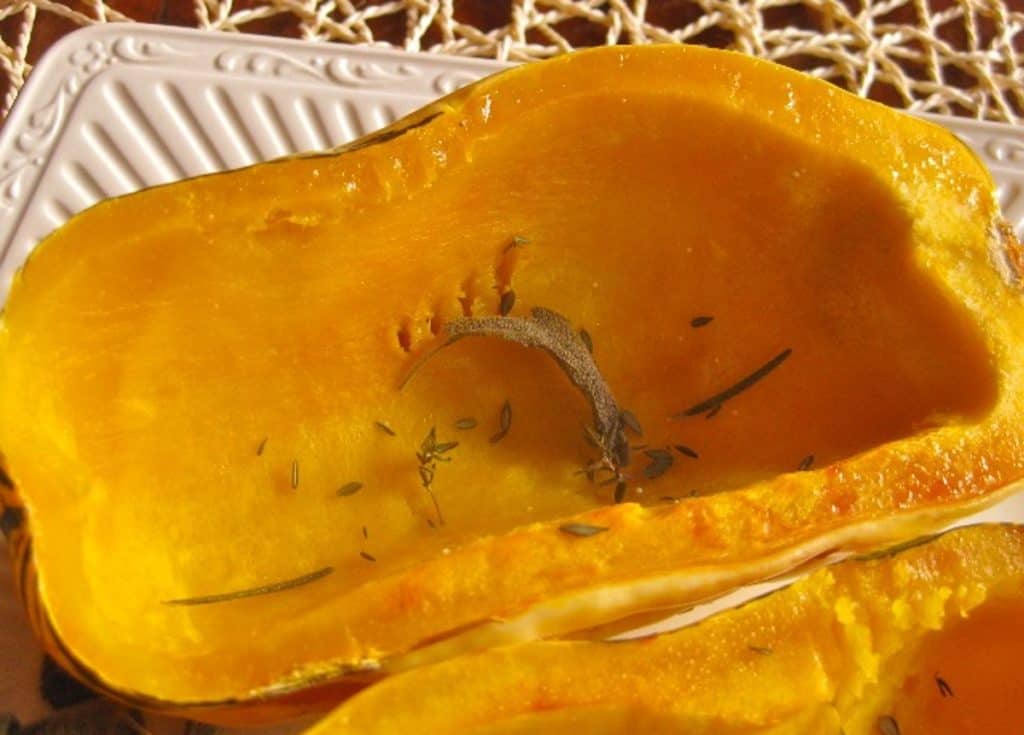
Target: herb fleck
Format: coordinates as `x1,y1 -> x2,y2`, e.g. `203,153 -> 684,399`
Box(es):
559,522 -> 609,537
877,716 -> 901,735
504,234 -> 531,252
256,437 -> 268,456
748,645 -> 774,655
643,448 -> 674,480
935,674 -> 954,697
362,526 -> 368,539
374,421 -> 396,436
164,566 -> 334,606
798,454 -> 815,471
579,328 -> 593,353
674,444 -> 699,459
290,460 -> 299,489
454,417 -> 478,430
499,290 -> 516,316
620,410 -> 643,436
417,426 -> 453,525
360,551 -> 376,562
490,399 -> 513,444
690,316 -> 714,328
337,481 -> 363,497
674,348 -> 792,419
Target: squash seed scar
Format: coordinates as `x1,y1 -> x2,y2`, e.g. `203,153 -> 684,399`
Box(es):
162,566 -> 334,606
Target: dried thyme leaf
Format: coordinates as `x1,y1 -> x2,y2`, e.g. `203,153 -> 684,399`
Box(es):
690,316 -> 714,328
643,448 -> 674,481
360,551 -> 376,562
499,290 -> 516,316
935,674 -> 954,697
798,454 -> 815,471
374,421 -> 396,436
504,234 -> 531,252
674,444 -> 699,459
644,463 -> 672,480
425,486 -> 445,526
674,349 -> 792,418
163,566 -> 334,606
417,426 -> 448,526
255,437 -> 268,456
290,460 -> 299,490
877,716 -> 901,735
362,526 -> 368,539
337,481 -> 363,497
614,481 -> 627,504
748,645 -> 774,656
559,522 -> 609,537
579,328 -> 593,353
620,410 -> 643,436
421,426 -> 437,456
454,417 -> 478,430
491,400 -> 513,444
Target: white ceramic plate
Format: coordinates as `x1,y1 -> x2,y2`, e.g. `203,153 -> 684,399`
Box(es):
2,24 -> 1024,732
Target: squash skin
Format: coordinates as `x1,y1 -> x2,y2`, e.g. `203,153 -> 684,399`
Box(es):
0,43 -> 1021,721
302,524 -> 1024,734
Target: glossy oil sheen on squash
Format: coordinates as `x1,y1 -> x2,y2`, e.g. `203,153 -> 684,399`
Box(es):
0,44 -> 1020,714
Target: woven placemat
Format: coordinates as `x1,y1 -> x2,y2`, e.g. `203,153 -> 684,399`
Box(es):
1,0 -> 1022,125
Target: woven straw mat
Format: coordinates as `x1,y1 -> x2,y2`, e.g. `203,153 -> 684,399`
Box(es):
0,0 -> 1023,127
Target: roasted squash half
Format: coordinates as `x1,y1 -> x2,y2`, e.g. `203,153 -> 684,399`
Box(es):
302,523 -> 1024,734
1,44 -> 1023,721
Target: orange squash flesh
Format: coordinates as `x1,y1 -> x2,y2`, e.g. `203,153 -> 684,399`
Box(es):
1,45 -> 1023,718
302,524 -> 1024,734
